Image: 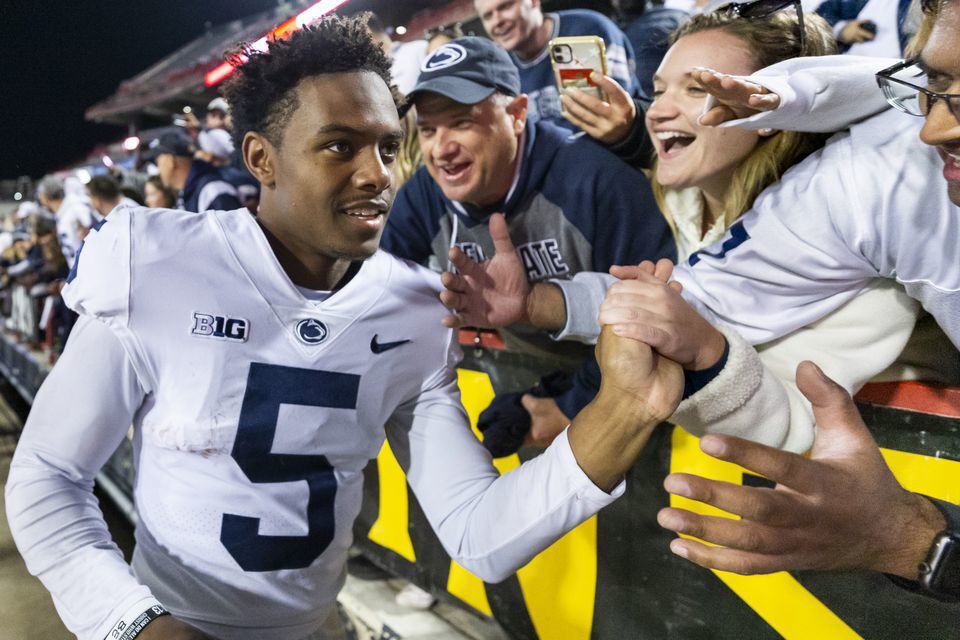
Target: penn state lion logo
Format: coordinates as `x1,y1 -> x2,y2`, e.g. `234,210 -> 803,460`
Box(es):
421,43 -> 467,72
295,318 -> 328,345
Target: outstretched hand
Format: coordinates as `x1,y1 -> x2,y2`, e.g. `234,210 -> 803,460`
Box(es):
560,73 -> 637,145
692,67 -> 781,127
440,213 -> 529,329
602,260 -> 725,370
657,361 -> 947,578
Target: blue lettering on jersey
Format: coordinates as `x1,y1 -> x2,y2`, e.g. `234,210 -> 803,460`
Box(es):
517,239 -> 570,280
456,242 -> 486,263
191,313 -> 249,342
221,363 -> 360,571
687,220 -> 751,267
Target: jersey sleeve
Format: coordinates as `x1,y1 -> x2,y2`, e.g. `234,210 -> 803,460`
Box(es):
198,181 -> 242,212
675,138 -> 879,345
672,279 -> 919,452
385,330 -> 621,583
5,316 -> 159,640
61,209 -> 155,392
707,55 -> 895,133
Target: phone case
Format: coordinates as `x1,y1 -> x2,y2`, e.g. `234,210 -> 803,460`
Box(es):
548,36 -> 608,102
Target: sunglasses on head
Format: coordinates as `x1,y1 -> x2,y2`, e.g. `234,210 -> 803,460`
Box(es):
721,0 -> 807,53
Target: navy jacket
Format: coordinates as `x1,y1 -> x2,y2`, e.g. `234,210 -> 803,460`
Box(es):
181,160 -> 243,213
382,120 -> 676,415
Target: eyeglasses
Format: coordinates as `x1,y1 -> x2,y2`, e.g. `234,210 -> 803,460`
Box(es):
721,0 -> 806,53
876,58 -> 960,121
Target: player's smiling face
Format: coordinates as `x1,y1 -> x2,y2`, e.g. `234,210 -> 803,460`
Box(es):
254,70 -> 402,267
918,1 -> 960,205
646,30 -> 763,196
415,92 -> 526,207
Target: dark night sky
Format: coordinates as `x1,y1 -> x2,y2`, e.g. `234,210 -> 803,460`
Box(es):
0,1 -> 291,180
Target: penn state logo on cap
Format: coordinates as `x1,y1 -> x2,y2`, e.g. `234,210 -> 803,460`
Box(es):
407,37 -> 521,108
421,43 -> 468,72
296,318 -> 328,345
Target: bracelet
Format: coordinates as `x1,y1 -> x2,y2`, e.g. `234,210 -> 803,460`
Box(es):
104,603 -> 170,640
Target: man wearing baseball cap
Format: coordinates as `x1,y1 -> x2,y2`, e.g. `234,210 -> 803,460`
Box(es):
148,130 -> 242,213
382,37 -> 675,456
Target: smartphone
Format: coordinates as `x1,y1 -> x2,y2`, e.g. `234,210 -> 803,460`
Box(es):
549,36 -> 607,104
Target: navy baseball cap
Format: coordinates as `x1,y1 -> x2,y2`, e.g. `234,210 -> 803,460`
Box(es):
145,130 -> 195,160
408,37 -> 521,106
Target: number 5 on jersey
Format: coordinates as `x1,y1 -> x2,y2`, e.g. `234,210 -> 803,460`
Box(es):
221,363 -> 360,571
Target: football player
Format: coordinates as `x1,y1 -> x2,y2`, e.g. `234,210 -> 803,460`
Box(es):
5,15 -> 682,640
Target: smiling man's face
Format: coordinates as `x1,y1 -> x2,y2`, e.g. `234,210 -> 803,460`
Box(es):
415,92 -> 527,207
918,0 -> 960,204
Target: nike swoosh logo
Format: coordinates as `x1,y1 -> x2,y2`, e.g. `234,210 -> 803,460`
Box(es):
370,335 -> 411,354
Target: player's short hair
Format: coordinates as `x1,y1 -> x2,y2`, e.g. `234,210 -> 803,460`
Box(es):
222,15 -> 397,152
86,175 -> 122,202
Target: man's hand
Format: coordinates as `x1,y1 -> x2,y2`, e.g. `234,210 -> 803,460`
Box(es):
839,19 -> 877,44
521,394 -> 570,448
692,67 -> 781,127
601,263 -> 726,370
657,361 -> 947,578
440,213 -> 529,329
559,73 -> 637,145
140,616 -> 214,639
568,325 -> 684,491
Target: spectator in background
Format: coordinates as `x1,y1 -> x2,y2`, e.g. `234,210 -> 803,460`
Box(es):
143,175 -> 177,209
148,130 -> 242,213
36,175 -> 95,263
613,0 -> 689,98
197,97 -> 236,165
426,23 -> 466,53
474,0 -> 641,128
383,38 -> 675,455
816,0 -> 920,55
367,12 -> 428,95
86,175 -> 139,221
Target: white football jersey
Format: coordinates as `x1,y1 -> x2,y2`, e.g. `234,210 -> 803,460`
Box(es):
7,207 -> 619,640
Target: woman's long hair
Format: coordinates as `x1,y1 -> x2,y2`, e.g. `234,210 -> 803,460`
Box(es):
653,11 -> 837,232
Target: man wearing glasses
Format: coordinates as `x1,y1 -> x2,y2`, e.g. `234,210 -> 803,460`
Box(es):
644,0 -> 960,601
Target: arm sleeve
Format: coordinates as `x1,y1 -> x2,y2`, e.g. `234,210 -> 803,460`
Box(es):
672,279 -> 919,453
706,55 -> 896,133
385,332 -> 622,583
605,98 -> 654,169
675,142 -> 878,345
549,271 -> 617,344
5,315 -> 158,640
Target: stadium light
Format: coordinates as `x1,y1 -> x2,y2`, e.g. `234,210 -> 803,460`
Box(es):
204,0 -> 352,88
13,192 -> 22,201
122,136 -> 141,152
396,26 -> 407,35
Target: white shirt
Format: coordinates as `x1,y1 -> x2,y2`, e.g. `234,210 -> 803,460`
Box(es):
6,207 -> 621,640
55,193 -> 96,261
845,0 -> 903,58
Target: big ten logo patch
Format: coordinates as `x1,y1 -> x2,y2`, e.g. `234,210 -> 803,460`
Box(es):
191,313 -> 249,342
517,239 -> 570,280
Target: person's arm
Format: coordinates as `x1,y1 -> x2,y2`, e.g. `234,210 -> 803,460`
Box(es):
671,280 -> 919,452
657,360 -> 949,584
386,325 -> 682,581
695,55 -> 897,133
5,316 -> 209,640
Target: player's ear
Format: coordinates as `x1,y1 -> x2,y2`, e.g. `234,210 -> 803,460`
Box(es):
243,132 -> 276,188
